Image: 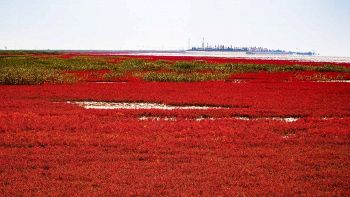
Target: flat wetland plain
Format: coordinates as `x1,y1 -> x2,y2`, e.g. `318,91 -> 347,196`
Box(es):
0,51 -> 349,195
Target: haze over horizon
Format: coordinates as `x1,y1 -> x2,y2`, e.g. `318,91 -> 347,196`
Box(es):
1,0 -> 349,56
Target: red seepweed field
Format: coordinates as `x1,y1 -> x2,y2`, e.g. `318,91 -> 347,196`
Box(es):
0,52 -> 349,196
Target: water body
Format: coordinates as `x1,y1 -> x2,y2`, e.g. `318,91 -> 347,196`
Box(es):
62,50 -> 350,63
125,51 -> 350,63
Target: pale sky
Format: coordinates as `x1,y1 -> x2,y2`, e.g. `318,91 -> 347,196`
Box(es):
1,0 -> 349,56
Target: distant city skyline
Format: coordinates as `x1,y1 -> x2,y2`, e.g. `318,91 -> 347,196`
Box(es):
189,38 -> 316,51
189,40 -> 317,56
1,0 -> 349,56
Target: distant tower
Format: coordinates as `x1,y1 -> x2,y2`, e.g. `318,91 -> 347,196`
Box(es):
187,38 -> 191,50
202,38 -> 205,49
4,46 -> 7,50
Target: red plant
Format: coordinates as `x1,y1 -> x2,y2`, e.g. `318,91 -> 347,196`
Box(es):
0,54 -> 349,196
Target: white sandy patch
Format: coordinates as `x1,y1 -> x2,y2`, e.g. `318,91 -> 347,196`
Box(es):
272,117 -> 299,122
67,101 -> 303,122
139,116 -> 176,121
68,101 -> 223,110
195,117 -> 215,121
315,80 -> 350,83
138,116 -> 299,122
230,79 -> 244,83
282,134 -> 296,139
89,81 -> 127,84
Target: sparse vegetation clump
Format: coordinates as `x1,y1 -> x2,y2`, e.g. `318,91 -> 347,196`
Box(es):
0,55 -> 112,84
143,72 -> 229,82
0,66 -> 76,85
295,73 -> 346,81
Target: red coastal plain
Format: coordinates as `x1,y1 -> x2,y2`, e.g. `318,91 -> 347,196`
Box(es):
0,53 -> 349,196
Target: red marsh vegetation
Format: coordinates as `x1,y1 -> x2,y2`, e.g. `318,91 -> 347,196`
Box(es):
0,52 -> 349,195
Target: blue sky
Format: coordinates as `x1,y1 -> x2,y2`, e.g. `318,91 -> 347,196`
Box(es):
1,0 -> 349,56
